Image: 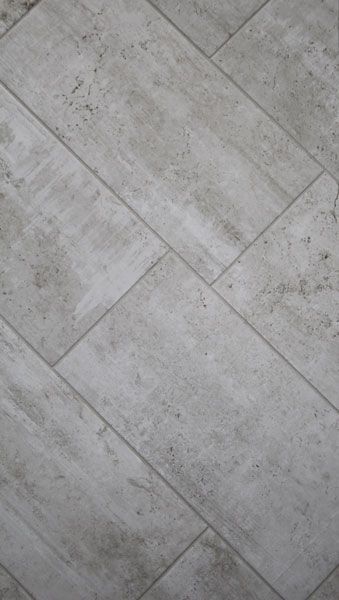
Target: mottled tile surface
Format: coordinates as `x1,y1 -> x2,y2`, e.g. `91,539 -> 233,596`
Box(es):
0,319 -> 203,600
214,0 -> 339,177
149,0 -> 266,56
0,0 -> 37,36
309,568 -> 339,599
0,0 -> 319,282
57,253 -> 339,598
143,529 -> 279,600
0,565 -> 30,600
0,86 -> 166,363
215,173 -> 339,409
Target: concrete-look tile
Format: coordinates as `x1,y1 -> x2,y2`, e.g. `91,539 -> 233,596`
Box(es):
0,318 -> 203,600
0,0 -> 37,36
142,528 -> 280,600
0,565 -> 30,600
214,173 -> 339,409
57,252 -> 339,599
214,0 -> 339,178
148,0 -> 266,56
0,86 -> 166,364
0,0 -> 320,283
309,568 -> 339,599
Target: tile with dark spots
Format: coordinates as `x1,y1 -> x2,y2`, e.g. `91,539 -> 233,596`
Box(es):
57,252 -> 339,599
0,0 -> 320,282
309,568 -> 339,600
148,0 -> 267,56
214,173 -> 339,409
0,564 -> 30,600
214,0 -> 339,177
0,0 -> 37,37
0,319 -> 203,600
143,528 -> 280,600
0,85 -> 166,364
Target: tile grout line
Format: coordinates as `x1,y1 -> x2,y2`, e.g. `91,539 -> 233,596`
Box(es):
0,561 -> 36,600
136,527 -> 209,599
208,0 -> 273,58
0,313 -> 286,600
304,563 -> 339,599
210,169 -> 325,287
0,83 -> 337,410
0,0 -> 44,41
52,249 -> 170,367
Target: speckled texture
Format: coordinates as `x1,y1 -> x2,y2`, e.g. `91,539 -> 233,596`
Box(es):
0,0 -> 37,36
57,253 -> 339,599
0,85 -> 166,364
309,568 -> 339,599
0,0 -> 320,282
215,173 -> 339,409
214,0 -> 339,178
143,529 -> 280,599
149,0 -> 266,56
0,319 -> 203,600
0,565 -> 30,600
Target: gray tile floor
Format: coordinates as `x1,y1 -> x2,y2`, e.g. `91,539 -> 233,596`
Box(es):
0,1 -> 337,599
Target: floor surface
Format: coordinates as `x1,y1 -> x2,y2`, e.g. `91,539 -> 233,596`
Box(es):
0,1 -> 338,599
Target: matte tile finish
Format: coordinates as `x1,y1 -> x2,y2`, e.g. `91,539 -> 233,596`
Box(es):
143,529 -> 280,600
0,86 -> 166,364
214,0 -> 339,177
0,0 -> 320,282
0,0 -> 37,36
57,253 -> 339,598
309,568 -> 339,599
0,565 -> 30,600
215,173 -> 339,409
149,0 -> 266,56
0,319 -> 203,600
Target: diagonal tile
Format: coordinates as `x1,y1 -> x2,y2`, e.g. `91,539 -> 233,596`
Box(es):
0,564 -> 30,600
142,528 -> 279,600
309,567 -> 339,599
0,0 -> 38,37
0,0 -> 320,282
214,0 -> 339,178
0,318 -> 203,600
148,0 -> 267,56
0,86 -> 166,364
214,173 -> 339,409
57,252 -> 339,599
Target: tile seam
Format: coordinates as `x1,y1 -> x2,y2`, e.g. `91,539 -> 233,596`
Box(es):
304,563 -> 339,599
0,0 -> 44,41
0,561 -> 36,600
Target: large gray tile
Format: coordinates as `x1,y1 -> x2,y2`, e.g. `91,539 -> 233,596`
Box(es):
0,318 -> 203,600
143,528 -> 279,600
214,173 -> 339,409
0,86 -> 166,364
0,0 -> 320,282
214,0 -> 339,178
149,0 -> 266,56
0,565 -> 30,600
310,568 -> 339,599
0,0 -> 37,36
57,252 -> 339,599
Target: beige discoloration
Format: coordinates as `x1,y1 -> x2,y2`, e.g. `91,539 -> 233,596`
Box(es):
215,173 -> 339,409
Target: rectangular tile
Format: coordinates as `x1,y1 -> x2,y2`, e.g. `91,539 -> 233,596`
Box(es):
0,0 -> 320,282
57,252 -> 339,599
149,0 -> 266,56
214,173 -> 339,409
0,565 -> 30,600
214,0 -> 339,177
0,318 -> 203,600
143,529 -> 279,600
0,0 -> 37,36
0,86 -> 166,364
309,568 -> 339,599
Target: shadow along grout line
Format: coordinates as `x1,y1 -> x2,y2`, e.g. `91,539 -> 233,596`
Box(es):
136,527 -> 209,599
210,169 -> 325,287
0,561 -> 36,600
0,313 -> 286,600
304,563 -> 339,599
0,0 -> 44,40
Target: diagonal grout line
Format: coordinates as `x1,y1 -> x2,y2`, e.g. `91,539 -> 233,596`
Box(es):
0,561 -> 36,600
136,527 -> 209,599
0,315 -> 287,600
52,249 -> 170,367
0,0 -> 44,41
304,563 -> 339,600
210,169 -> 325,287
